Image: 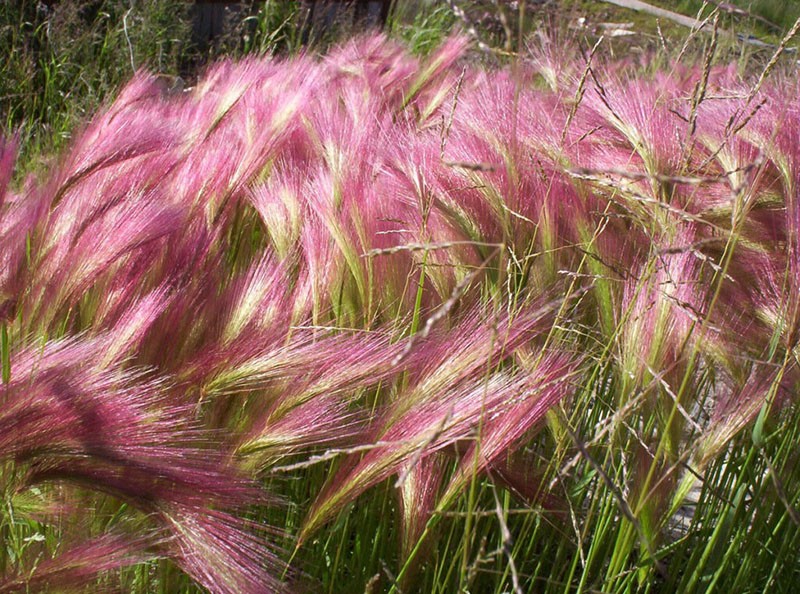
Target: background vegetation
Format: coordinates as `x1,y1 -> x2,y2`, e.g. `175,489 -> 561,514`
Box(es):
3,0 -> 799,166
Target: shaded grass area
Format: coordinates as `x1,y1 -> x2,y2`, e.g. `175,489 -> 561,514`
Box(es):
0,1 -> 192,169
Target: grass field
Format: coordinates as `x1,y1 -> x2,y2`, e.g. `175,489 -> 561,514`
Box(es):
1,2 -> 800,593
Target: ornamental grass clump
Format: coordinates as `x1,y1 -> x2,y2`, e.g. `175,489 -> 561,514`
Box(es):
1,32 -> 799,593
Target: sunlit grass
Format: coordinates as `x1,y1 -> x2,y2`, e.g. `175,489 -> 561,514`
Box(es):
1,3 -> 800,593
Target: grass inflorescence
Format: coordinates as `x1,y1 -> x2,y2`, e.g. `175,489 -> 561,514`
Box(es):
1,6 -> 800,593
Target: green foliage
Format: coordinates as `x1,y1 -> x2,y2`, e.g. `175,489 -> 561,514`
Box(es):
240,0 -> 307,56
0,1 -> 193,169
391,1 -> 458,55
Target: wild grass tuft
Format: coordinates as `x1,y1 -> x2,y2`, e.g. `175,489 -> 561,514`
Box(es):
1,13 -> 800,593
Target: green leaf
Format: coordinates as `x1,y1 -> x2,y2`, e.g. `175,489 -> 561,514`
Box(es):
1,322 -> 9,384
752,400 -> 769,447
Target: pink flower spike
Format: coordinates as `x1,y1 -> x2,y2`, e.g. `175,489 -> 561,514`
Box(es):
0,532 -> 158,594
